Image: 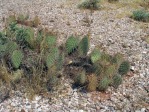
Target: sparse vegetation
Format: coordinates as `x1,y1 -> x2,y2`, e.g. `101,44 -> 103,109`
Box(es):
78,0 -> 100,10
0,14 -> 131,100
131,9 -> 149,22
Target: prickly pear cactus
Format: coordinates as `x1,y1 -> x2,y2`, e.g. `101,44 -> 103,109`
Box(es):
6,41 -> 18,54
90,48 -> 101,63
65,36 -> 79,54
11,50 -> 23,69
112,74 -> 122,88
118,61 -> 130,75
78,36 -> 89,56
74,70 -> 86,86
97,77 -> 110,91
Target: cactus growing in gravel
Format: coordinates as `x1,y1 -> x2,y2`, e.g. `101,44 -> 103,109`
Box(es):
11,50 -> 24,69
46,48 -> 59,68
25,28 -> 35,48
97,77 -> 110,91
78,36 -> 89,57
78,0 -> 100,10
74,70 -> 86,86
16,27 -> 35,48
112,53 -> 124,68
112,74 -> 122,88
90,48 -> 101,63
118,61 -> 130,75
65,36 -> 79,54
87,74 -> 98,91
5,41 -> 18,54
104,64 -> 117,78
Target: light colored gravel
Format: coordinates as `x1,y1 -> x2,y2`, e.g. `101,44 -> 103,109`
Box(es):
0,0 -> 149,112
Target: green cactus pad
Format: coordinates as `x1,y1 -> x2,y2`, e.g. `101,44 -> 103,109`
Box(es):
65,36 -> 79,54
11,50 -> 24,69
112,74 -> 122,88
97,77 -> 110,91
6,41 -> 18,54
78,36 -> 89,56
90,48 -> 101,63
118,61 -> 130,75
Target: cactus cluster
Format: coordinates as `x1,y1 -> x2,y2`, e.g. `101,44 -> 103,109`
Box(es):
0,15 -> 62,95
65,35 -> 130,92
0,14 -> 131,97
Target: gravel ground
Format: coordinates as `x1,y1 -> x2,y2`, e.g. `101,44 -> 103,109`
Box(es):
0,0 -> 149,112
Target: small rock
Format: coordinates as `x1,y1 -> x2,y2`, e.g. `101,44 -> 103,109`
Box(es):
78,110 -> 84,112
141,108 -> 146,112
35,96 -> 42,101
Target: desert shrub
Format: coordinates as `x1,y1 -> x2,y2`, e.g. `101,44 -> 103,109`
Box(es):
132,9 -> 149,22
78,0 -> 100,10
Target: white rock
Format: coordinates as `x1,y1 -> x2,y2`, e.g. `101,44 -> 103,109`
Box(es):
35,96 -> 42,101
141,108 -> 146,112
11,102 -> 16,107
79,110 -> 84,112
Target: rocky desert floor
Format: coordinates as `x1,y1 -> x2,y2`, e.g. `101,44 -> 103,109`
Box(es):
0,0 -> 149,112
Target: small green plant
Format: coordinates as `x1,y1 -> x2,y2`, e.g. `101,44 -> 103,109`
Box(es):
46,47 -> 59,68
65,36 -> 79,54
112,74 -> 122,88
112,53 -> 124,68
15,27 -> 35,48
11,50 -> 24,69
78,36 -> 89,57
132,9 -> 149,22
104,64 -> 116,78
97,77 -> 110,91
78,0 -> 100,10
5,41 -> 18,54
90,48 -> 101,63
74,70 -> 86,86
118,61 -> 130,75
